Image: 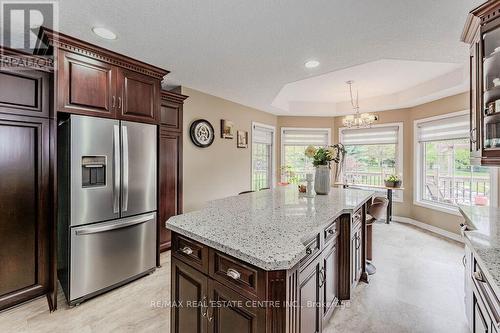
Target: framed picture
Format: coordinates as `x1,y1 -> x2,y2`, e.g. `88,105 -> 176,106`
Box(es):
221,119 -> 234,139
237,130 -> 248,148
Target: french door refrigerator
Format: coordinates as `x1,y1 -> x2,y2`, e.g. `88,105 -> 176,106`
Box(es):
58,115 -> 157,305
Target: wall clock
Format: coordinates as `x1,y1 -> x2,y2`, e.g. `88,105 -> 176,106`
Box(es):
190,119 -> 215,148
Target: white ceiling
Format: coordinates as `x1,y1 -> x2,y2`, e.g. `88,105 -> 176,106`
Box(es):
55,0 -> 483,116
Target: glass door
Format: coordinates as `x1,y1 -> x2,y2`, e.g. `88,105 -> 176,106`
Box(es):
251,124 -> 275,191
483,26 -> 500,149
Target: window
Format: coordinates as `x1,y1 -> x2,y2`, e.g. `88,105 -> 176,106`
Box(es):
280,128 -> 331,183
340,124 -> 403,200
415,112 -> 495,213
252,123 -> 275,191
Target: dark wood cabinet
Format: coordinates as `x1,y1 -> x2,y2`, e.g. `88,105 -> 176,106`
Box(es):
40,29 -> 168,124
159,130 -> 181,252
322,239 -> 338,324
0,69 -> 51,118
208,279 -> 265,333
170,201 -> 370,333
350,224 -> 362,289
171,257 -> 208,333
298,254 -> 322,333
160,91 -> 184,131
57,50 -> 116,118
0,67 -> 53,311
463,0 -> 500,165
158,91 -> 187,255
117,68 -> 159,124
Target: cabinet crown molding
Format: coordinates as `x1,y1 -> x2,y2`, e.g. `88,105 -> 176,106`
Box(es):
462,0 -> 500,43
36,28 -> 169,80
161,90 -> 189,104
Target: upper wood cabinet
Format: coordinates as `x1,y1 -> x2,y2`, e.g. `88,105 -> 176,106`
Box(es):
117,68 -> 160,124
160,91 -> 188,131
463,0 -> 500,165
0,69 -> 51,118
57,50 -> 116,118
40,29 -> 168,124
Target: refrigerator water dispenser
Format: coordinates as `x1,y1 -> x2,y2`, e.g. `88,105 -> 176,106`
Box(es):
81,156 -> 106,187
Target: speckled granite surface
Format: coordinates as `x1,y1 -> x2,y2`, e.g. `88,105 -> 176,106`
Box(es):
459,206 -> 500,295
166,186 -> 374,271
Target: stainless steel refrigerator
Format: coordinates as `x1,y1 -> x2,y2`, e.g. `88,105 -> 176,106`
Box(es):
58,115 -> 157,305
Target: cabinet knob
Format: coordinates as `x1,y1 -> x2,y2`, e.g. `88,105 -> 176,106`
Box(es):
473,271 -> 486,283
306,248 -> 312,255
470,128 -> 477,144
328,229 -> 334,235
180,246 -> 193,255
226,268 -> 241,280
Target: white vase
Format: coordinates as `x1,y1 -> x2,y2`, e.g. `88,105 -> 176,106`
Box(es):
314,165 -> 331,195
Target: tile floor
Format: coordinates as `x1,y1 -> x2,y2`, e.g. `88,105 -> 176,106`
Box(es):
0,222 -> 467,333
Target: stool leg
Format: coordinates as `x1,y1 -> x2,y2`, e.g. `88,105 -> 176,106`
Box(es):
366,221 -> 376,275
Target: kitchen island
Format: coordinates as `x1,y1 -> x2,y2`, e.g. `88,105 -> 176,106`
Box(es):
166,186 -> 374,333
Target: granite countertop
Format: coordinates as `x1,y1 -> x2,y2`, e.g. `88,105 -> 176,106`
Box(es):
459,206 -> 500,295
166,186 -> 374,271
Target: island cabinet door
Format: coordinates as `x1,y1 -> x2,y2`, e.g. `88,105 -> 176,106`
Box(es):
171,258 -> 208,333
298,256 -> 322,333
322,239 -> 338,324
207,280 -> 265,333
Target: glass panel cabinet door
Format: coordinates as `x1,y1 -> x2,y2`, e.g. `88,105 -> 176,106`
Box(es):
483,27 -> 500,150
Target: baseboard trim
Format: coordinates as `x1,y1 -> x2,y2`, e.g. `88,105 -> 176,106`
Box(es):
392,216 -> 464,243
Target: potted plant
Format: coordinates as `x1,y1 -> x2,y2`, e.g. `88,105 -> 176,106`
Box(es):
384,174 -> 402,188
304,144 -> 345,195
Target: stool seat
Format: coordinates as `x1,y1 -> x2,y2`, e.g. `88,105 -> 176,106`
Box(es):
366,196 -> 389,276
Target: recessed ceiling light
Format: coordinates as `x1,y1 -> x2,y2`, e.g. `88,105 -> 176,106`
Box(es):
305,60 -> 320,69
92,27 -> 117,40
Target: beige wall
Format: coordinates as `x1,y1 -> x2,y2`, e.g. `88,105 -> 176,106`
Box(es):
181,87 -> 277,212
333,92 -> 475,234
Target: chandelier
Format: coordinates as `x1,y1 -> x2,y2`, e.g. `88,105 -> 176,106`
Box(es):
342,80 -> 376,128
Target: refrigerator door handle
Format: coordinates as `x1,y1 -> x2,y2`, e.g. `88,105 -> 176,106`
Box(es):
122,124 -> 129,212
74,213 -> 155,235
113,125 -> 120,214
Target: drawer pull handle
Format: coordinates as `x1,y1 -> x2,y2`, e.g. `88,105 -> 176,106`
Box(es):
226,268 -> 241,280
181,246 -> 193,255
306,248 -> 312,255
473,271 -> 486,283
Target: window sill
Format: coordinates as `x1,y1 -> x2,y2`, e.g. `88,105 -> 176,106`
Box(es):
413,199 -> 462,216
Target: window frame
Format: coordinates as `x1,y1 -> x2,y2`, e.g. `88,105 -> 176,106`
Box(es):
251,122 -> 276,190
339,122 -> 404,203
413,110 -> 498,215
280,127 -> 332,183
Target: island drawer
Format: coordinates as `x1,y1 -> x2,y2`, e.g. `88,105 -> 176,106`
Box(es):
209,249 -> 265,300
324,219 -> 339,244
172,233 -> 209,274
300,233 -> 321,270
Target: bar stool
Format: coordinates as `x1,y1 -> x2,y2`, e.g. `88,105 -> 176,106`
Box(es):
366,196 -> 389,275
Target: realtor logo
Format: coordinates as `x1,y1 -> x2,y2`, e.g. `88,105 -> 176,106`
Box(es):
1,1 -> 58,53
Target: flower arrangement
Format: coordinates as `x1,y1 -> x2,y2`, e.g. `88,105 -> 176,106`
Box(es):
304,144 -> 346,167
